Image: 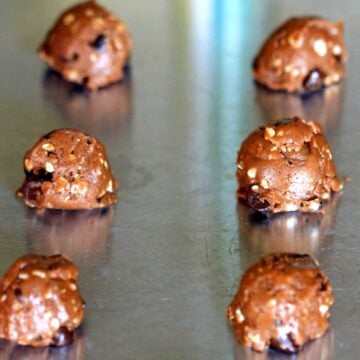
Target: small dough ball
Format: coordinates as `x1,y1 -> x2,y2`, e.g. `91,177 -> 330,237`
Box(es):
227,253 -> 333,353
39,0 -> 132,90
16,129 -> 118,210
0,254 -> 84,347
237,117 -> 342,212
253,17 -> 346,92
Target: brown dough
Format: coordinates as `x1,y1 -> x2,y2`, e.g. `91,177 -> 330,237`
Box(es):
39,0 -> 132,90
227,253 -> 334,353
236,117 -> 342,212
0,254 -> 84,347
16,129 -> 118,210
253,17 -> 346,92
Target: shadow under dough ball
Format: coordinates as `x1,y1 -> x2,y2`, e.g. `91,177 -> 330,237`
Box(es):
39,0 -> 132,90
16,129 -> 119,210
253,17 -> 346,92
0,254 -> 84,347
227,253 -> 333,353
236,117 -> 343,213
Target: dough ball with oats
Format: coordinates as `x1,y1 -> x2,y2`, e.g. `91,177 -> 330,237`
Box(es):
227,253 -> 333,353
253,17 -> 346,92
16,129 -> 118,210
236,117 -> 342,212
0,254 -> 84,347
39,0 -> 132,90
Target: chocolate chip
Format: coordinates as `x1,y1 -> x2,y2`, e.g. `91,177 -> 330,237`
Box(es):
247,191 -> 270,212
320,281 -> 328,291
316,273 -> 329,291
14,288 -> 24,303
272,255 -> 281,262
252,56 -> 260,71
303,68 -> 324,91
49,254 -> 62,259
334,54 -> 342,63
25,168 -> 53,185
90,34 -> 106,50
51,327 -> 74,347
37,168 -> 54,182
43,131 -> 56,140
60,52 -> 79,63
23,183 -> 42,201
292,254 -> 311,259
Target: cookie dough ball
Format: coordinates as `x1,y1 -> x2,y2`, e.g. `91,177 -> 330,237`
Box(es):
227,253 -> 333,353
237,117 -> 342,212
0,254 -> 84,347
16,129 -> 118,210
253,17 -> 346,92
39,1 -> 132,90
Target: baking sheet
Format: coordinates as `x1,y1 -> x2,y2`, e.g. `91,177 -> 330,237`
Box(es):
0,0 -> 358,359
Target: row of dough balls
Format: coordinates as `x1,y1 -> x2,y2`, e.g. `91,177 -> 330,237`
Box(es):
230,16 -> 344,354
0,251 -> 334,353
16,116 -> 342,213
39,3 -> 346,93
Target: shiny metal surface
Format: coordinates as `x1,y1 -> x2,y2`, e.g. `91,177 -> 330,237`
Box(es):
0,0 -> 358,358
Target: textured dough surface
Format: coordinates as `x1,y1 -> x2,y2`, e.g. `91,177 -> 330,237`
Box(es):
0,254 -> 84,347
237,117 -> 342,212
253,17 -> 346,92
39,0 -> 132,90
227,253 -> 333,352
17,129 -> 118,210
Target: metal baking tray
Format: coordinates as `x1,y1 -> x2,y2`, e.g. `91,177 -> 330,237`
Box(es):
0,1 -> 357,358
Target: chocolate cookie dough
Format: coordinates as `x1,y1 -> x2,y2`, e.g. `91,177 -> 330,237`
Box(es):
237,117 -> 342,212
0,254 -> 84,347
39,0 -> 132,90
253,17 -> 346,92
227,253 -> 333,353
16,129 -> 118,210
